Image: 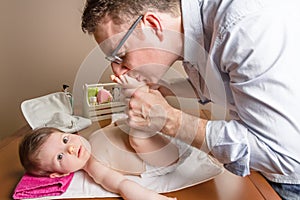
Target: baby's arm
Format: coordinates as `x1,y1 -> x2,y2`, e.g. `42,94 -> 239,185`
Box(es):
111,74 -> 179,167
83,156 -> 175,200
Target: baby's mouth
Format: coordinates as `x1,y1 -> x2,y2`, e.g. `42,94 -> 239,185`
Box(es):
77,146 -> 82,158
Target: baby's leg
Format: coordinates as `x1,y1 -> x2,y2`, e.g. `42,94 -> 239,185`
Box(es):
112,74 -> 179,167
129,131 -> 179,167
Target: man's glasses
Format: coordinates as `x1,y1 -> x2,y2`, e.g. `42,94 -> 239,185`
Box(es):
105,15 -> 143,64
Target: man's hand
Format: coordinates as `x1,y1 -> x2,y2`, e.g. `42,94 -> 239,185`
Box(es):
111,74 -> 179,135
127,87 -> 175,133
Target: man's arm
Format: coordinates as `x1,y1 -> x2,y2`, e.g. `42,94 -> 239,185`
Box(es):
128,87 -> 208,150
162,106 -> 208,150
83,156 -> 175,200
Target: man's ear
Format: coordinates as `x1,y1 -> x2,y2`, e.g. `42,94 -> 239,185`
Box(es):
49,172 -> 70,178
141,12 -> 164,41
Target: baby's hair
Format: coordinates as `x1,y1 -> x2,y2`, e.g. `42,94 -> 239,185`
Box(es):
19,127 -> 64,176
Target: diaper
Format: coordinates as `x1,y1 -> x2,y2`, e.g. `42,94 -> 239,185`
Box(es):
142,137 -> 192,178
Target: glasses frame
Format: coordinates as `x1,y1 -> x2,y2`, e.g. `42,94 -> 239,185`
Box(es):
105,15 -> 144,64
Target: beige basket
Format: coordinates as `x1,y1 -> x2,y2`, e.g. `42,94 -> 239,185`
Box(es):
82,83 -> 125,122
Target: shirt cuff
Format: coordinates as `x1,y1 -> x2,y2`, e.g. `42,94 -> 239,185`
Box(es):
205,120 -> 251,176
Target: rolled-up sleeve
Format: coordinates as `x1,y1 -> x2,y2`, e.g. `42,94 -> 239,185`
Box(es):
206,120 -> 250,176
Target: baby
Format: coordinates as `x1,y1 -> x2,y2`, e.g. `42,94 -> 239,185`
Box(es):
18,127 -> 175,200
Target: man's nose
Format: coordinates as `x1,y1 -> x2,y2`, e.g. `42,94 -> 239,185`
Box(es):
111,62 -> 129,76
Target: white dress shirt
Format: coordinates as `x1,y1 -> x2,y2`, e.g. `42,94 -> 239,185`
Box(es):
181,0 -> 300,184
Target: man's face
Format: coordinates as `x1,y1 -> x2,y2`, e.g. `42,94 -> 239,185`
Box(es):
93,16 -> 180,84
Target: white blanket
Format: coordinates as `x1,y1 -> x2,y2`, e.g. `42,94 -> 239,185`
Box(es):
31,148 -> 223,199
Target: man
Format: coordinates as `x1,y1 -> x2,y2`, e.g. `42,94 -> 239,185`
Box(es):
81,0 -> 300,199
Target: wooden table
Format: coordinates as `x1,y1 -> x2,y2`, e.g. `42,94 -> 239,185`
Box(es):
0,123 -> 281,200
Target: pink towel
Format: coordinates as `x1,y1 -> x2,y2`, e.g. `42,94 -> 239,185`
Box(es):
13,172 -> 74,199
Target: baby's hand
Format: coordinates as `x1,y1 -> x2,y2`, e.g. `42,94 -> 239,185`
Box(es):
149,193 -> 176,200
162,196 -> 177,200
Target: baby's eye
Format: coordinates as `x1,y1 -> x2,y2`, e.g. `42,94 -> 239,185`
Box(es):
57,153 -> 63,161
63,136 -> 69,144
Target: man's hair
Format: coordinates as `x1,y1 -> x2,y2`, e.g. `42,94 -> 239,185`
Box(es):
81,0 -> 181,34
19,127 -> 63,176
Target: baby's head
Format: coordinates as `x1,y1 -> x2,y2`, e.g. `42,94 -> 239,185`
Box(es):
19,127 -> 91,177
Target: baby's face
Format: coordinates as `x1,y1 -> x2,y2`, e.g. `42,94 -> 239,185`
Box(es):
37,131 -> 91,177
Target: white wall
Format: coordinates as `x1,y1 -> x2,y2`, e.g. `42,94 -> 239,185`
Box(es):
0,0 -> 97,140
0,1 -> 190,141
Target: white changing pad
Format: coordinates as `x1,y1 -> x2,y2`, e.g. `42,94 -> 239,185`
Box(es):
30,148 -> 223,199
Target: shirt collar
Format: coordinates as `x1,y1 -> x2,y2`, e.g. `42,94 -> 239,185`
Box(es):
181,0 -> 205,66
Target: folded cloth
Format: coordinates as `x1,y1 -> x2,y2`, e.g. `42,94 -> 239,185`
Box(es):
44,112 -> 92,133
21,92 -> 92,133
13,173 -> 74,200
